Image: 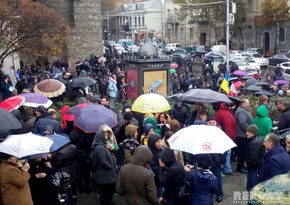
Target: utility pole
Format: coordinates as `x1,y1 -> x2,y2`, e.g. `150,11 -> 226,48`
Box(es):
161,0 -> 164,43
107,9 -> 110,40
173,8 -> 176,43
131,0 -> 134,42
226,0 -> 230,71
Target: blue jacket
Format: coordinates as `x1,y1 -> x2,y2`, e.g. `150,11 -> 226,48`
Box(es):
184,168 -> 217,205
33,116 -> 62,135
259,145 -> 290,182
108,77 -> 118,98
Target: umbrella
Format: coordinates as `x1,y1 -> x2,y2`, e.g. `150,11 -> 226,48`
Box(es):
246,85 -> 261,91
132,93 -> 171,113
228,96 -> 241,105
0,132 -> 53,158
170,63 -> 178,69
245,78 -> 258,86
233,70 -> 247,76
47,134 -> 70,152
98,56 -> 107,63
70,77 -> 97,88
74,104 -> 118,133
0,96 -> 25,112
66,103 -> 88,116
254,82 -> 269,86
167,125 -> 237,155
34,79 -> 66,98
167,93 -> 184,101
182,89 -> 232,104
0,108 -> 22,131
254,90 -> 274,96
274,80 -> 289,85
19,93 -> 53,108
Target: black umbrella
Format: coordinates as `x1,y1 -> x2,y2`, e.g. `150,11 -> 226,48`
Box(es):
71,77 -> 97,88
0,108 -> 22,131
245,78 -> 258,86
255,90 -> 274,96
255,82 -> 269,86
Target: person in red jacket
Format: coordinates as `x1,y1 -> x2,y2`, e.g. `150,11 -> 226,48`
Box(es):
216,102 -> 236,175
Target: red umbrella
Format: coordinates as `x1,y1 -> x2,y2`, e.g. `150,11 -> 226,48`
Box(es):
0,96 -> 25,112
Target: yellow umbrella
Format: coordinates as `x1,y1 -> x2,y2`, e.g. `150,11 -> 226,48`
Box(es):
132,93 -> 171,113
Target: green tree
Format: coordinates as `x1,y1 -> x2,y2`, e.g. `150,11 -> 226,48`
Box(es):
0,0 -> 69,68
259,0 -> 290,53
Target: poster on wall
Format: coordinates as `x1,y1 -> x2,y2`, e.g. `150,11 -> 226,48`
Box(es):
143,70 -> 167,97
125,68 -> 139,100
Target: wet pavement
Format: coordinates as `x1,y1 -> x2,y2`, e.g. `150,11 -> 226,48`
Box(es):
78,161 -> 248,205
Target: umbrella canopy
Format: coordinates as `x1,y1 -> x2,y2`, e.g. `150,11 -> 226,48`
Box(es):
74,104 -> 118,133
182,89 -> 231,103
168,125 -> 237,155
47,134 -> 70,152
132,93 -> 171,113
98,56 -> 107,63
170,63 -> 178,69
246,85 -> 261,91
274,80 -> 289,85
0,108 -> 22,131
0,132 -> 53,158
70,77 -> 97,88
255,90 -> 274,96
34,79 -> 66,98
254,82 -> 269,86
0,96 -> 25,112
19,93 -> 53,108
233,70 -> 247,76
245,78 -> 258,86
167,93 -> 184,101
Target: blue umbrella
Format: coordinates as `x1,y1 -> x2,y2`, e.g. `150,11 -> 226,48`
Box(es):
46,134 -> 70,153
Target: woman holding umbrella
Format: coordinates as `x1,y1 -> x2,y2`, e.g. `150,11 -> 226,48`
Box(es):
0,153 -> 32,205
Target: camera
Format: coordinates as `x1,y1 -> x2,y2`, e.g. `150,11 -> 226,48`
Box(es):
119,135 -> 140,155
270,127 -> 278,132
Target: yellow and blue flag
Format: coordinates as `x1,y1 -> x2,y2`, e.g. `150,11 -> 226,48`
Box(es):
220,71 -> 229,95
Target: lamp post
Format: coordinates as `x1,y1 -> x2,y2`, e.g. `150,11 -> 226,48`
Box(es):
173,8 -> 176,43
131,0 -> 134,43
226,0 -> 230,71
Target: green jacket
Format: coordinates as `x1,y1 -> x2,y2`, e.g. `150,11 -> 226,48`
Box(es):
253,105 -> 272,140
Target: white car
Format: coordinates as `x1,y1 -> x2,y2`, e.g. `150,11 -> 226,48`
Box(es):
231,58 -> 258,74
165,43 -> 183,54
229,50 -> 242,59
277,62 -> 290,81
111,43 -> 127,55
242,52 -> 269,67
242,56 -> 260,71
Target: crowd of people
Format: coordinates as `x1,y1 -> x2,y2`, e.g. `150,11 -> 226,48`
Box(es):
0,55 -> 289,205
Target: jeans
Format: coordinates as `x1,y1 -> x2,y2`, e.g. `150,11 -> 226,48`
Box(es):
224,149 -> 232,173
247,170 -> 258,191
211,166 -> 223,197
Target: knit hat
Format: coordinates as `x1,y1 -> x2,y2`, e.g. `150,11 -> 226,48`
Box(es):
246,124 -> 259,136
125,124 -> 138,137
143,123 -> 153,135
196,154 -> 212,169
36,105 -> 47,114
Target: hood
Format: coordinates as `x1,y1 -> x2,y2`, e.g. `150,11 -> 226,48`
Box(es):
173,97 -> 183,108
132,145 -> 153,165
220,102 -> 230,111
159,147 -> 176,167
195,168 -> 216,185
92,130 -> 106,147
79,70 -> 87,77
125,124 -> 138,137
143,116 -> 158,128
147,133 -> 161,151
100,124 -> 113,135
256,105 -> 268,118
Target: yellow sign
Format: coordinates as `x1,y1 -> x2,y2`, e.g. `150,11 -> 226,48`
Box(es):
143,70 -> 167,97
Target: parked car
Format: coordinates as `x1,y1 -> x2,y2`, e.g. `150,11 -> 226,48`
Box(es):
193,46 -> 209,58
268,53 -> 290,66
242,52 -> 269,67
165,43 -> 183,54
281,63 -> 290,81
205,51 -> 225,59
203,55 -> 224,72
229,58 -> 257,73
242,56 -> 261,71
229,50 -> 243,59
171,53 -> 192,62
244,48 -> 264,56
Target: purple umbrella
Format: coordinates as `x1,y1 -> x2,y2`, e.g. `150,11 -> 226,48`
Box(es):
233,70 -> 247,76
73,104 -> 118,133
20,93 -> 53,108
274,80 -> 289,85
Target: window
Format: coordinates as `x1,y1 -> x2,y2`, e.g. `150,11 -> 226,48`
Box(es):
280,27 -> 286,43
180,28 -> 184,41
247,0 -> 253,12
138,17 -> 141,26
142,16 -> 145,26
190,28 -> 194,39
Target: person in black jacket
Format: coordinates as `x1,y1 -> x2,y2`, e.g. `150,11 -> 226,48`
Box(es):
170,97 -> 189,128
159,147 -> 186,205
245,124 -> 265,192
277,101 -> 290,133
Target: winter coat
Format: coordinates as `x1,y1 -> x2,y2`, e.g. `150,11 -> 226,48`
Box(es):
215,103 -> 236,140
170,100 -> 189,127
117,145 -> 158,205
160,138 -> 184,166
33,115 -> 62,135
253,105 -> 273,140
235,106 -> 253,138
259,145 -> 290,182
159,148 -> 186,205
245,136 -> 265,171
184,168 -> 217,205
277,107 -> 290,133
10,109 -> 29,135
0,160 -> 33,205
0,81 -> 13,99
108,77 -> 118,98
91,130 -> 117,185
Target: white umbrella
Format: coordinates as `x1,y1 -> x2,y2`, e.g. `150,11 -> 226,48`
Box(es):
168,125 -> 237,155
0,132 -> 53,158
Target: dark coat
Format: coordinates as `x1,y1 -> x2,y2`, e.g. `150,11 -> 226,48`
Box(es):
170,100 -> 189,127
159,148 -> 186,205
0,81 -> 13,99
91,130 -> 117,185
245,136 -> 265,171
10,109 -> 29,135
259,145 -> 290,182
33,116 -> 62,135
117,145 -> 158,205
277,107 -> 290,133
235,106 -> 253,138
184,168 -> 217,205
